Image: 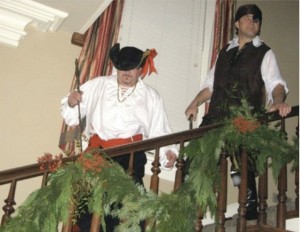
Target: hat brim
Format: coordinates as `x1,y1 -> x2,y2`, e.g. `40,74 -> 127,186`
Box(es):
109,43 -> 144,70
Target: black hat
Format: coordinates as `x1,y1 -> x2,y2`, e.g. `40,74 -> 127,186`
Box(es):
109,43 -> 145,71
235,4 -> 262,23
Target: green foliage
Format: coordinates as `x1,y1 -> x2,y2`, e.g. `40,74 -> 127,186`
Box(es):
0,101 -> 298,232
181,130 -> 223,216
0,164 -> 81,232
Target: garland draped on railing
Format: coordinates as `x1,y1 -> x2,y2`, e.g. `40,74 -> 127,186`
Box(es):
0,101 -> 298,232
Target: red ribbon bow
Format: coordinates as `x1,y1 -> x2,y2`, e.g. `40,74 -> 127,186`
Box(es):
141,49 -> 158,79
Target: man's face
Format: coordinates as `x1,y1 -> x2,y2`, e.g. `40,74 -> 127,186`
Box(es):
235,14 -> 260,39
117,68 -> 141,87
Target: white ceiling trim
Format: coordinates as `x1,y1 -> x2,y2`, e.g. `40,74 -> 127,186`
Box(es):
78,0 -> 113,34
0,0 -> 68,47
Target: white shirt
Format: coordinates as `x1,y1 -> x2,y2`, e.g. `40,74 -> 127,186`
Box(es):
201,36 -> 289,104
61,74 -> 178,166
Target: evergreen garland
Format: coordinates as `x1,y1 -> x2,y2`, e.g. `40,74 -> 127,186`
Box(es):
0,102 -> 298,232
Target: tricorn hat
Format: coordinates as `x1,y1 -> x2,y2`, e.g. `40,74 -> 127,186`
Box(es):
235,4 -> 262,23
109,43 -> 158,78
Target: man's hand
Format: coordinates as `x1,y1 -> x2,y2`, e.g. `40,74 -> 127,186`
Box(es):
68,91 -> 83,107
269,84 -> 291,117
164,150 -> 177,168
185,104 -> 198,121
268,102 -> 291,117
185,87 -> 212,121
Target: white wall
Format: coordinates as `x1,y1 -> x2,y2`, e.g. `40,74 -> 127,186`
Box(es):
0,26 -> 81,207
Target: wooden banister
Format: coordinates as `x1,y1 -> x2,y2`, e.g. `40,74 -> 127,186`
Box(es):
0,105 -> 298,231
1,105 -> 298,185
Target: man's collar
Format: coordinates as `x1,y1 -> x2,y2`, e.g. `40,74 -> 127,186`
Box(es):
226,36 -> 263,51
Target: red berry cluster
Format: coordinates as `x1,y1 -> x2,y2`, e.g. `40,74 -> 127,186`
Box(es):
232,116 -> 260,134
38,153 -> 63,172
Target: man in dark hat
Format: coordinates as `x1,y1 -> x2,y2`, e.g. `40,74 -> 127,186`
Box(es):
185,4 -> 291,220
61,43 -> 177,231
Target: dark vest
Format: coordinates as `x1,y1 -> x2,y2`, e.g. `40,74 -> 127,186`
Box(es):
206,41 -> 270,123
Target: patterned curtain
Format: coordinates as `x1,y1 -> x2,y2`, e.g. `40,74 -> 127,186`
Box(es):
210,0 -> 236,67
59,0 -> 124,154
205,0 -> 236,113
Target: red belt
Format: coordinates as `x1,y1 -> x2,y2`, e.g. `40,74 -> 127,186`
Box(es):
88,134 -> 143,149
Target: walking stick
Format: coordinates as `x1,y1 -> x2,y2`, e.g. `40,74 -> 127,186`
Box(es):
189,115 -> 193,130
75,59 -> 83,153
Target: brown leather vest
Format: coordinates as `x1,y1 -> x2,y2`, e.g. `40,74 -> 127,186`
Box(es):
206,41 -> 270,122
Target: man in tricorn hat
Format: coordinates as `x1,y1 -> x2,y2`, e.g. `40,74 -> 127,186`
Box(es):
61,43 -> 177,231
185,4 -> 291,220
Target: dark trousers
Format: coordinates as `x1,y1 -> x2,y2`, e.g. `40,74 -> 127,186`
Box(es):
77,151 -> 147,232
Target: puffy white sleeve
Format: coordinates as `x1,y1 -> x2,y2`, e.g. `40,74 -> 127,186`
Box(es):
60,89 -> 88,127
201,63 -> 216,92
261,50 -> 289,104
147,93 -> 178,168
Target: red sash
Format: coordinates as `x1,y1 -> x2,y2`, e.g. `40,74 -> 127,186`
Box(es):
88,134 -> 143,149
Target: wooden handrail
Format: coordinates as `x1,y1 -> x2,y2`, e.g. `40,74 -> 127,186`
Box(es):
259,105 -> 299,122
0,122 -> 222,185
0,105 -> 298,185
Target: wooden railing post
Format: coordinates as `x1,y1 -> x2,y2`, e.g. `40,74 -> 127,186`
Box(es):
147,148 -> 162,230
150,148 -> 161,194
1,180 -> 17,225
277,164 -> 287,229
174,141 -> 184,191
195,209 -> 203,232
90,213 -> 101,232
276,118 -> 287,229
215,150 -> 228,232
257,162 -> 268,225
61,203 -> 74,232
236,149 -> 248,232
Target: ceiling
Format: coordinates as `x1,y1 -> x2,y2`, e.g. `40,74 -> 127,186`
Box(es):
0,0 -> 113,47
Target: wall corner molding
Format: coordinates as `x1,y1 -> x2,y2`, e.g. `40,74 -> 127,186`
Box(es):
0,0 -> 68,47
